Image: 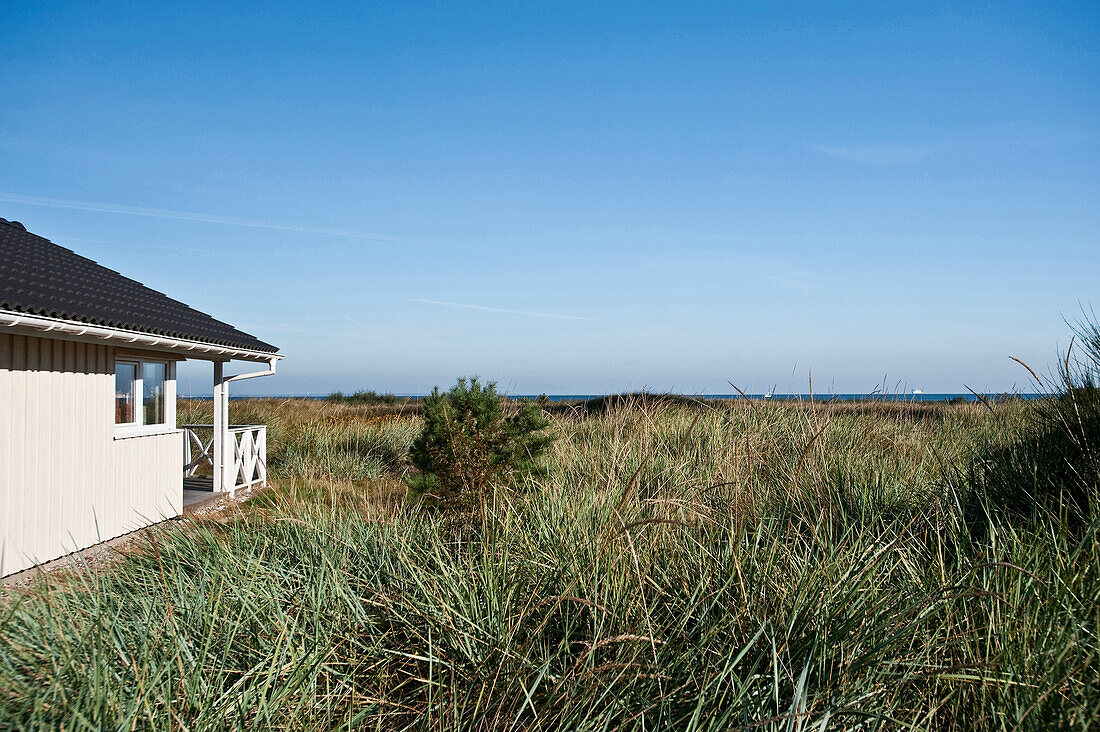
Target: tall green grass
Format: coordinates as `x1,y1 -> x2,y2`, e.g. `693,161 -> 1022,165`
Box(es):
1,394 -> 1097,729
177,397 -> 419,483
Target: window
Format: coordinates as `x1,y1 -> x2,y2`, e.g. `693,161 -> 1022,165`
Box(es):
115,361 -> 137,424
115,358 -> 175,435
143,362 -> 166,425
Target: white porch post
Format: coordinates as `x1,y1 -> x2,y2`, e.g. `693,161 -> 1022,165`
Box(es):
212,361 -> 233,496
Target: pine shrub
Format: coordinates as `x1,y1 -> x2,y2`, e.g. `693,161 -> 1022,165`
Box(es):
407,377 -> 553,510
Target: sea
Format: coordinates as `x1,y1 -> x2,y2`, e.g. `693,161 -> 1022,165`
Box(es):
516,393 -> 1045,403
187,393 -> 1046,403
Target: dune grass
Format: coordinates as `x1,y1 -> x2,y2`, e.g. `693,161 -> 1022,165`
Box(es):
177,397 -> 420,483
1,394 -> 1097,729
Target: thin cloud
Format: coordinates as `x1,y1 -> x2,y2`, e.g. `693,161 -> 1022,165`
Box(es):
259,322 -> 354,338
407,298 -> 593,321
55,235 -> 222,255
0,193 -> 430,245
813,144 -> 933,166
691,250 -> 820,290
814,123 -> 1098,166
764,274 -> 812,295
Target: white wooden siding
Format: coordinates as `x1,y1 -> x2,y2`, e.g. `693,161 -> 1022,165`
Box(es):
0,333 -> 183,576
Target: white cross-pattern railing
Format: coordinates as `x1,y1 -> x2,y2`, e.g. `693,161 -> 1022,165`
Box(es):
183,425 -> 215,477
182,424 -> 267,492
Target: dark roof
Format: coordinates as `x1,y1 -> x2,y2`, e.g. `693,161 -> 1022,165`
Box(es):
0,218 -> 278,353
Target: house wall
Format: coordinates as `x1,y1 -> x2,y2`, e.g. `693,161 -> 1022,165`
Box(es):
0,332 -> 183,576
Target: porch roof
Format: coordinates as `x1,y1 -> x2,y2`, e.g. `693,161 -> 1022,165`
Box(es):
0,218 -> 278,354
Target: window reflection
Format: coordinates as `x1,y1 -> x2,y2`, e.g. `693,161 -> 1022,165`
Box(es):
143,362 -> 166,425
115,362 -> 136,424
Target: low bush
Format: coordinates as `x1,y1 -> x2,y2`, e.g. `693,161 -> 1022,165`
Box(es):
407,377 -> 553,510
325,389 -> 405,405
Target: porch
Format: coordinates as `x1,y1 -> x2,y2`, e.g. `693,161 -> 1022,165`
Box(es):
182,423 -> 268,499
178,359 -> 273,504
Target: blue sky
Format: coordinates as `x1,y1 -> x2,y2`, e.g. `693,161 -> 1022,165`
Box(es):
2,1 -> 1097,395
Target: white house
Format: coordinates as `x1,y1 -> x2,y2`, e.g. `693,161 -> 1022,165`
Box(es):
0,218 -> 282,576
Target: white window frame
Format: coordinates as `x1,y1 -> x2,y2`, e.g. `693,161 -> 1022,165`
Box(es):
114,357 -> 178,439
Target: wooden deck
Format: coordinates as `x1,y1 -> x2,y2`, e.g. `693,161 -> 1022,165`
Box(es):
183,475 -> 213,492
183,475 -> 218,511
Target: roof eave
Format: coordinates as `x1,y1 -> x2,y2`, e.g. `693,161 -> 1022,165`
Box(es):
0,308 -> 282,363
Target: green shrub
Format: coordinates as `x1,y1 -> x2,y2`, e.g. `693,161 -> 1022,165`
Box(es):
407,377 -> 553,510
325,389 -> 402,405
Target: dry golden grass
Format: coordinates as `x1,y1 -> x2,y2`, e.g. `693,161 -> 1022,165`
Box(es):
1,394 -> 1094,730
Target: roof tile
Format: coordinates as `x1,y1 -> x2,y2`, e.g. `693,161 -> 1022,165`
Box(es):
0,219 -> 278,353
